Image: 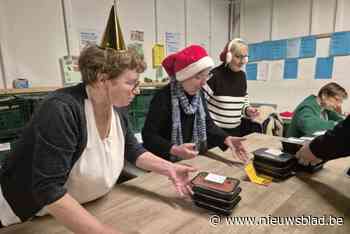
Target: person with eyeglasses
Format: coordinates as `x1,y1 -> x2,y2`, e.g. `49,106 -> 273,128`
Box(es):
202,38 -> 260,137
287,82 -> 347,138
0,45 -> 197,234
142,45 -> 248,163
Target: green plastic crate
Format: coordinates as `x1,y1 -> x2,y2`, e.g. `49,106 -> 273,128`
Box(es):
0,97 -> 31,140
0,141 -> 12,167
129,88 -> 158,113
129,111 -> 146,133
15,93 -> 48,116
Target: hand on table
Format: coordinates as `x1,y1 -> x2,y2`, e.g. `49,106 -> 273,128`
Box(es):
295,143 -> 323,166
224,136 -> 249,164
167,163 -> 197,197
170,143 -> 199,160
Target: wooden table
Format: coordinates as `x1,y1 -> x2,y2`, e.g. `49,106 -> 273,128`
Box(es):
1,133 -> 349,234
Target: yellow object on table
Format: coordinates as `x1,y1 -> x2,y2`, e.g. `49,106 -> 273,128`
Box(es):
244,161 -> 273,185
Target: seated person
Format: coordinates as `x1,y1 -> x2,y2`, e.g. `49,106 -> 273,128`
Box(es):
142,45 -> 248,162
0,45 -> 196,233
287,82 -> 347,138
296,115 -> 350,166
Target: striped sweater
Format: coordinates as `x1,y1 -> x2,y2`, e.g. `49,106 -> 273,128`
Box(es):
202,63 -> 249,129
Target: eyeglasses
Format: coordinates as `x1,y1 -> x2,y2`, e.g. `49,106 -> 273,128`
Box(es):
131,80 -> 141,93
234,54 -> 249,62
195,71 -> 211,81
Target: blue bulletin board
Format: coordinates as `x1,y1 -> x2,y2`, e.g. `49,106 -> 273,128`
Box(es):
330,32 -> 350,56
315,57 -> 333,79
246,63 -> 258,80
299,36 -> 316,58
284,59 -> 298,79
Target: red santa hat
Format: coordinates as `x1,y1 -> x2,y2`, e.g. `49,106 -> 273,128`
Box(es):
162,45 -> 214,82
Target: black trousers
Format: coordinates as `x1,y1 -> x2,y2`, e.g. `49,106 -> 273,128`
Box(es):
223,118 -> 262,137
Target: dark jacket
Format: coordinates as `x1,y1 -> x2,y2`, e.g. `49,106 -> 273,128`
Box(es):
0,83 -> 146,221
309,116 -> 350,161
142,84 -> 228,161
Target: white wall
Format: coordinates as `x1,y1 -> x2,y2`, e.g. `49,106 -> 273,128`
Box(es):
335,0 -> 350,31
211,0 -> 230,65
187,0 -> 210,51
0,0 -> 229,87
119,0 -> 155,79
272,0 -> 311,40
239,0 -> 350,112
0,0 -> 67,88
0,3 -> 4,89
69,0 -> 113,56
157,0 -> 186,50
240,0 -> 271,43
311,0 -> 336,34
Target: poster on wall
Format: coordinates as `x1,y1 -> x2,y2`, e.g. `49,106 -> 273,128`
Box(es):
79,29 -> 101,51
60,56 -> 81,86
286,38 -> 300,58
299,36 -> 316,58
130,30 -> 144,42
246,63 -> 257,80
270,40 -> 287,60
330,32 -> 350,56
333,56 -> 350,82
316,38 -> 330,57
165,32 -> 181,55
248,43 -> 263,62
257,62 -> 270,81
298,58 -> 316,80
315,57 -> 333,80
283,59 -> 298,79
152,44 -> 165,68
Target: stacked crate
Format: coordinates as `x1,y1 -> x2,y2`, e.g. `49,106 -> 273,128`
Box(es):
0,96 -> 31,142
0,93 -> 48,166
128,88 -> 159,133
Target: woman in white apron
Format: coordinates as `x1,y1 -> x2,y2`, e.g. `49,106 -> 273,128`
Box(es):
0,45 -> 196,234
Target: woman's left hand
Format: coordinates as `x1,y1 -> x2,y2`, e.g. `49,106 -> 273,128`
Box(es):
224,136 -> 249,163
167,164 -> 197,197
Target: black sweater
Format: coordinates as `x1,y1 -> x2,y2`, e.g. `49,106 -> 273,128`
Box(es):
309,116 -> 350,161
0,83 -> 146,221
202,63 -> 249,129
142,84 -> 228,161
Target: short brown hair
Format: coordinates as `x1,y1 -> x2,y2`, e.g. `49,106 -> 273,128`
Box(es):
318,82 -> 348,99
78,45 -> 147,84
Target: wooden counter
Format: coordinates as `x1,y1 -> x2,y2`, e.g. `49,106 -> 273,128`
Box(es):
0,82 -> 167,95
0,87 -> 60,95
1,133 -> 349,234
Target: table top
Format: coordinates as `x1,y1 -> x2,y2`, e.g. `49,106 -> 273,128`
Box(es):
1,133 -> 349,234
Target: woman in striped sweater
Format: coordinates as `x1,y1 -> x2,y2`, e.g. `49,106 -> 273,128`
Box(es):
202,38 -> 260,137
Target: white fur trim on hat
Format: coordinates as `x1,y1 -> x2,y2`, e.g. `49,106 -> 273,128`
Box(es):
176,56 -> 214,82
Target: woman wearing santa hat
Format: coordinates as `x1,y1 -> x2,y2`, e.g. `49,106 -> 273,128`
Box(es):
142,45 -> 248,163
202,38 -> 260,137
